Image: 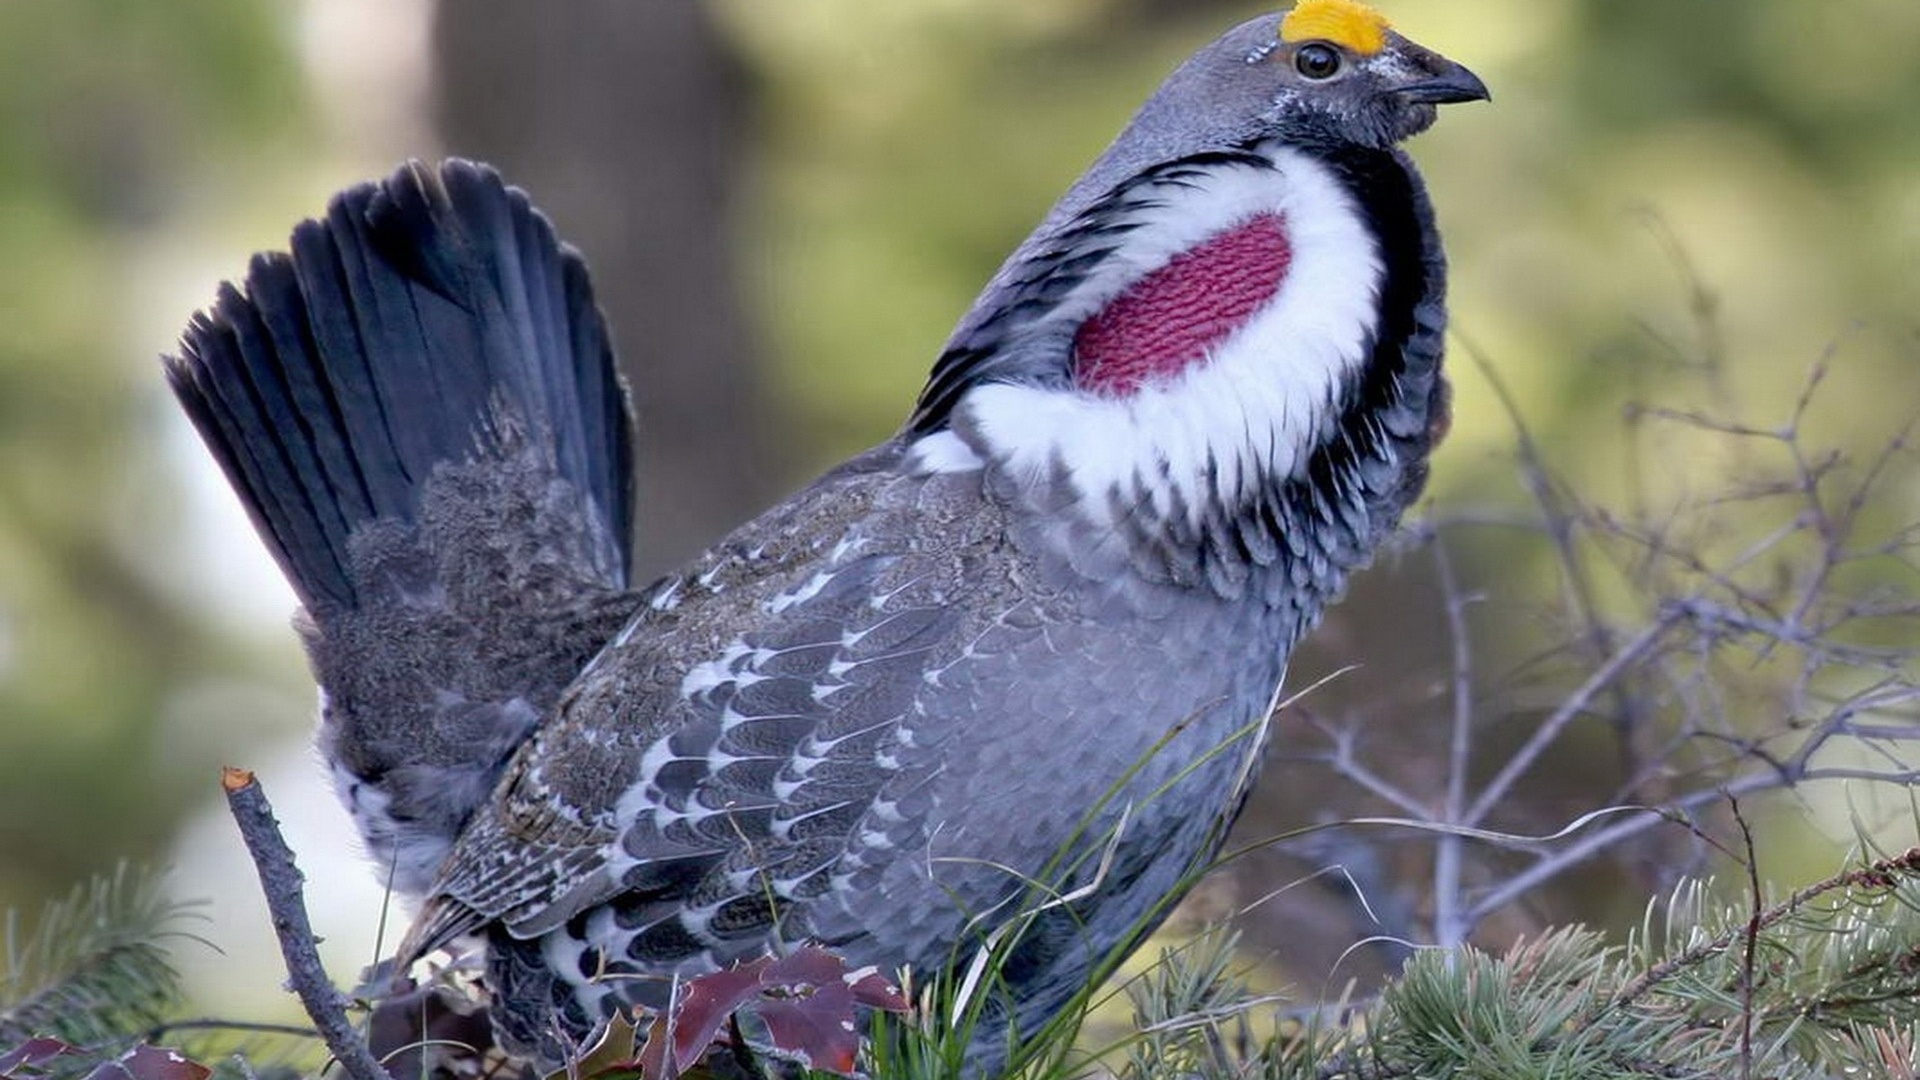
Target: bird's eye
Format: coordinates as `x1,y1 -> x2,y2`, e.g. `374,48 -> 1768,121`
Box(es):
1294,43 -> 1342,80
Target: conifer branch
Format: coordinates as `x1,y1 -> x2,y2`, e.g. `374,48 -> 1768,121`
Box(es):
0,865 -> 190,1051
1614,846 -> 1920,1010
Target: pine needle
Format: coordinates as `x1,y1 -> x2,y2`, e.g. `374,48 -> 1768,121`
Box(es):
0,864 -> 199,1051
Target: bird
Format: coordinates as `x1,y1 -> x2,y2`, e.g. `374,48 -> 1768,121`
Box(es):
164,0 -> 1485,1068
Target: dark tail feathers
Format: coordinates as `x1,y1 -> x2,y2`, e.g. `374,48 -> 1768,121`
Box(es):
164,159 -> 633,612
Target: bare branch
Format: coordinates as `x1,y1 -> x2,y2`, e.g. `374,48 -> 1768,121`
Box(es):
1465,619 -> 1675,829
1293,712 -> 1434,821
1431,537 -> 1478,948
222,767 -> 389,1080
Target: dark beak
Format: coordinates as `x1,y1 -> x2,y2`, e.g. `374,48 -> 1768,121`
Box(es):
1395,56 -> 1491,105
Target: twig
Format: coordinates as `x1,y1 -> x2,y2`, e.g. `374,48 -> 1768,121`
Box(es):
1465,619 -> 1674,828
222,767 -> 389,1080
1303,714 -> 1433,820
1462,777 -> 1747,927
144,1018 -> 321,1042
1611,845 -> 1920,1009
1464,335 -> 1648,776
1432,538 -> 1476,949
1730,798 -> 1759,1080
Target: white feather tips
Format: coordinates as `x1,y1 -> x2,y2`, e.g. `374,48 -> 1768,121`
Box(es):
945,147 -> 1382,525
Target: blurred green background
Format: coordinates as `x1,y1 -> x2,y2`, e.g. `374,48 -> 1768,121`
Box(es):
1,0 -> 1916,1026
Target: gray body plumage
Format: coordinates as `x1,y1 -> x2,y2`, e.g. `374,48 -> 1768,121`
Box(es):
166,7 -> 1484,1070
441,443 -> 1306,1056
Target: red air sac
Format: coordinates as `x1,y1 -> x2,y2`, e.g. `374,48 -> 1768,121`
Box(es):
1072,213 -> 1293,396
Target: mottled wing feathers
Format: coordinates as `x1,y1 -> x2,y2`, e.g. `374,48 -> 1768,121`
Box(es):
410,494 -> 967,963
402,791 -> 616,960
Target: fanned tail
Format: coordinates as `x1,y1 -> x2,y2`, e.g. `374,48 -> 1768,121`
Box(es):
165,158 -> 632,612
163,160 -> 640,894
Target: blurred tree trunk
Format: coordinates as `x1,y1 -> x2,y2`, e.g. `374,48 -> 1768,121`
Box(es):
431,0 -> 775,578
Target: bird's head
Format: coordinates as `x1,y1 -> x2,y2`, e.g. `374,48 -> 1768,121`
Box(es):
1267,0 -> 1491,146
906,2 -> 1485,598
1083,0 -> 1488,171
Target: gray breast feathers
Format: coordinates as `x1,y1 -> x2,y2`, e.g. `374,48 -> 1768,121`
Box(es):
407,446 -> 1286,981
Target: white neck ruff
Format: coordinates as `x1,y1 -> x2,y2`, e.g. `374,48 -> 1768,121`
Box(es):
909,146 -> 1383,531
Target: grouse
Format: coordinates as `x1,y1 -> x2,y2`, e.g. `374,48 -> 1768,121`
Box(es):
164,0 -> 1485,1066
